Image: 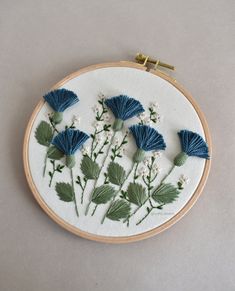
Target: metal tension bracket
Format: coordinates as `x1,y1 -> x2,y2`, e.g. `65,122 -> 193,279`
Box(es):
135,53 -> 175,72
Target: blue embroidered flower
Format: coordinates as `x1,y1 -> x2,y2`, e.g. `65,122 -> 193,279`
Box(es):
174,130 -> 210,166
44,89 -> 79,124
105,95 -> 144,131
129,124 -> 166,162
52,129 -> 89,168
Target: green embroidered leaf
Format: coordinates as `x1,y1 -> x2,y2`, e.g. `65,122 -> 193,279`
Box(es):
80,156 -> 100,180
127,183 -> 147,206
55,182 -> 74,202
91,185 -> 115,204
106,199 -> 131,221
35,121 -> 53,146
47,146 -> 64,160
152,183 -> 180,204
107,162 -> 126,186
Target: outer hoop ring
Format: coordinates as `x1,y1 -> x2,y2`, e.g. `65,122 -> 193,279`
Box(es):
23,61 -> 212,243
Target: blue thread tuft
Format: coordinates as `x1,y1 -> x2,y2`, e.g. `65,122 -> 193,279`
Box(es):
129,124 -> 166,151
52,129 -> 89,156
105,95 -> 144,121
178,130 -> 209,159
44,89 -> 79,112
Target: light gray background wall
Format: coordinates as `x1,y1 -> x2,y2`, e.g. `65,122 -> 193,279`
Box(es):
1,0 -> 234,290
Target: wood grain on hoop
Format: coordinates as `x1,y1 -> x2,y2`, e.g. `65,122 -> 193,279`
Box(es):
23,61 -> 212,244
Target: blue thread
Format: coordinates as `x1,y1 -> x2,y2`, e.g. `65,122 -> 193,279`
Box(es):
105,95 -> 144,121
52,129 -> 89,155
129,124 -> 166,151
178,130 -> 209,159
44,89 -> 79,112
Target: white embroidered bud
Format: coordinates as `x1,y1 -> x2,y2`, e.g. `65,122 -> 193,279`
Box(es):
72,115 -> 81,125
153,151 -> 162,158
81,146 -> 90,156
103,113 -> 110,122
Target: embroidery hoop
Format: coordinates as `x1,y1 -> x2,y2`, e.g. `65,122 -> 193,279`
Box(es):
23,61 -> 212,243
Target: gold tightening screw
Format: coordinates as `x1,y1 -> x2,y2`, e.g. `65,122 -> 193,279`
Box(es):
135,53 -> 175,71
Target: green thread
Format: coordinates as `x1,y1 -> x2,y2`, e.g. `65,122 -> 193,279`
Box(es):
174,152 -> 188,166
85,132 -> 116,216
100,163 -> 135,221
135,165 -> 177,225
52,112 -> 63,124
81,180 -> 88,204
133,148 -> 145,163
113,118 -> 124,131
48,160 -> 64,187
43,152 -> 48,177
126,155 -> 160,225
66,155 -> 76,169
71,168 -> 79,217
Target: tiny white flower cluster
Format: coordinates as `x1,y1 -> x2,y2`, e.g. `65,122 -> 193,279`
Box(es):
93,104 -> 102,113
153,151 -> 162,158
178,175 -> 190,188
138,112 -> 152,125
143,156 -> 152,166
138,163 -> 161,177
150,101 -> 159,110
72,115 -> 81,125
81,146 -> 90,156
94,128 -> 114,146
152,163 -> 161,174
113,137 -> 120,146
95,135 -> 103,144
98,92 -> 106,100
93,121 -> 102,131
138,101 -> 162,125
103,113 -> 110,122
105,131 -> 113,142
112,137 -> 126,154
138,166 -> 149,177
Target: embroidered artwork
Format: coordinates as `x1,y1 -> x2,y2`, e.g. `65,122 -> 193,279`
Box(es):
27,66 -> 211,238
34,90 -> 210,228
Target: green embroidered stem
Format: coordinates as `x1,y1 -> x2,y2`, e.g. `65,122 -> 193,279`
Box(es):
43,128 -> 56,177
133,163 -> 139,182
49,118 -> 59,133
49,161 -> 56,187
81,179 -> 88,204
123,202 -> 144,224
94,137 -> 109,161
90,129 -> 98,159
85,132 -> 116,216
136,208 -> 153,225
91,204 -> 98,216
100,163 -> 135,223
124,160 -> 155,224
43,152 -> 48,177
101,211 -> 106,224
71,168 -> 79,217
161,164 -> 175,183
110,132 -> 128,162
78,138 -> 109,204
136,203 -> 165,225
135,164 -> 176,225
85,200 -> 92,215
126,156 -> 162,224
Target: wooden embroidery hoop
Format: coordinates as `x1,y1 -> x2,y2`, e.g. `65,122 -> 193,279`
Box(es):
23,60 -> 212,243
